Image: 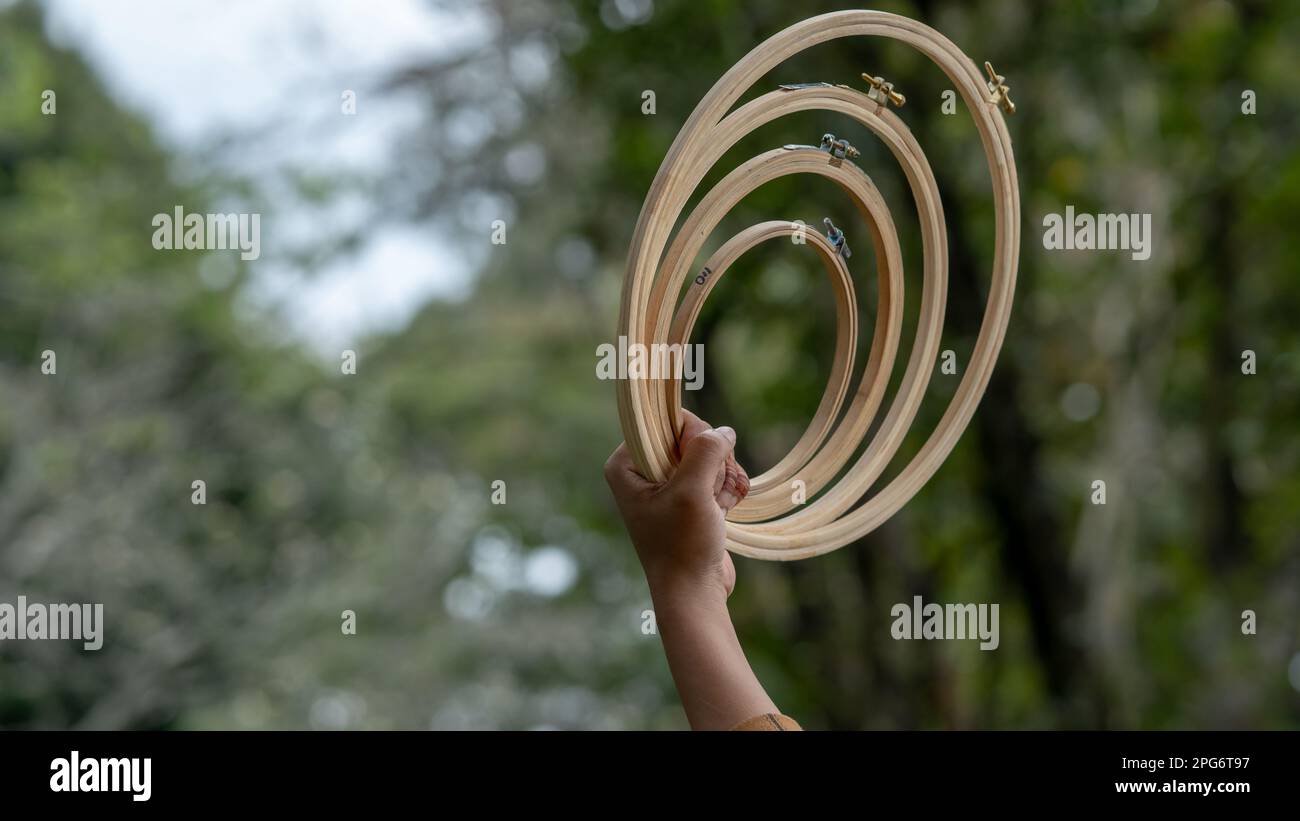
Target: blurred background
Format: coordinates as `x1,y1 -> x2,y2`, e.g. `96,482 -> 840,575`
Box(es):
1,0 -> 1297,729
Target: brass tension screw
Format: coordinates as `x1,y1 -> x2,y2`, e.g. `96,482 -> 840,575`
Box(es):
984,61 -> 1016,114
861,73 -> 906,108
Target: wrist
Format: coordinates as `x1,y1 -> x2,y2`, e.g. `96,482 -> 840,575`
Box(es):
647,569 -> 730,617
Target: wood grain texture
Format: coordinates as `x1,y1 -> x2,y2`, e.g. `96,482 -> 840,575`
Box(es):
616,10 -> 1020,560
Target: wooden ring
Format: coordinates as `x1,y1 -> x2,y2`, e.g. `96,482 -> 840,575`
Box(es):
669,219 -> 861,515
616,11 -> 1019,560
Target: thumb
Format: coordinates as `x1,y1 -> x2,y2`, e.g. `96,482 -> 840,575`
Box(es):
670,425 -> 736,495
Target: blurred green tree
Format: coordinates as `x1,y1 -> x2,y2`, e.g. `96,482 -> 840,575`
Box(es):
2,0 -> 1297,730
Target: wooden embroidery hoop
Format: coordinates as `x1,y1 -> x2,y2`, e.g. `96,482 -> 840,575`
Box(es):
616,10 -> 1020,560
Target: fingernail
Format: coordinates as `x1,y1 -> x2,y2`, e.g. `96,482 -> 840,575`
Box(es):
714,426 -> 736,445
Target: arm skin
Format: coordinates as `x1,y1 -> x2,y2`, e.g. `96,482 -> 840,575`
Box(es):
648,577 -> 778,730
604,410 -> 779,730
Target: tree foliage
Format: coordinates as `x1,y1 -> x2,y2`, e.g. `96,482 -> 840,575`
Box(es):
1,0 -> 1297,729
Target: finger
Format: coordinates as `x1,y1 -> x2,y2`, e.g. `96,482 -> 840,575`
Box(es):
676,410 -> 727,494
717,460 -> 747,511
603,442 -> 654,494
737,464 -> 751,499
675,409 -> 712,459
670,425 -> 736,496
719,448 -> 749,500
730,455 -> 750,497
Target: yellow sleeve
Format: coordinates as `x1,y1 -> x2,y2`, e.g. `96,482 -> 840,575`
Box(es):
729,713 -> 802,731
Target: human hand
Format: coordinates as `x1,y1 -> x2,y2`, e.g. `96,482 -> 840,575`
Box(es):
603,410 -> 750,604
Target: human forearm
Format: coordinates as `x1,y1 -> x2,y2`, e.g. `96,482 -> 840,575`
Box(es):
650,577 -> 777,731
